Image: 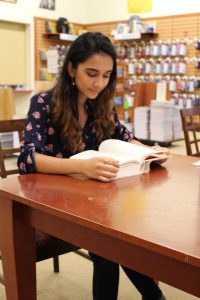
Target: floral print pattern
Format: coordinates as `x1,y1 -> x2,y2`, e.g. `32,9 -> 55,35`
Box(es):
18,92 -> 134,174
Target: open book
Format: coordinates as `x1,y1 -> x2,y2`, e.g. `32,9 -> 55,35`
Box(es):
70,139 -> 168,179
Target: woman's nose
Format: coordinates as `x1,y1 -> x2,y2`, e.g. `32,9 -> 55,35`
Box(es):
94,77 -> 104,88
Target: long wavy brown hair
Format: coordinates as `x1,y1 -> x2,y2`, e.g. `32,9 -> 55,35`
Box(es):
50,32 -> 117,153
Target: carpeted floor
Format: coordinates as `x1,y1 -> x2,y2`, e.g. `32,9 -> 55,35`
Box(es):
0,250 -> 199,299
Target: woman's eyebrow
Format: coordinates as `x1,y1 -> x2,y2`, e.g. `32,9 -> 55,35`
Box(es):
86,68 -> 98,72
86,68 -> 112,73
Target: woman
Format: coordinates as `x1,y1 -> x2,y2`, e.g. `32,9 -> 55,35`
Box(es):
18,32 -> 167,300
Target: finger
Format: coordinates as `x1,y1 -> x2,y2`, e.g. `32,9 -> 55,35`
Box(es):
101,158 -> 119,167
104,164 -> 119,174
152,145 -> 162,151
98,170 -> 118,179
98,161 -> 119,173
107,160 -> 119,167
100,167 -> 119,177
97,175 -> 115,182
153,146 -> 170,154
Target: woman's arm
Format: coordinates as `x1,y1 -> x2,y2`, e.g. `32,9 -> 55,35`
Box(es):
18,93 -> 51,174
35,152 -> 119,182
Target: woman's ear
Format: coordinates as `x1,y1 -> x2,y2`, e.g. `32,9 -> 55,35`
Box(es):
68,62 -> 75,77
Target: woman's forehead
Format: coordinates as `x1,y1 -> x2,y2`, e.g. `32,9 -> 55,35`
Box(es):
79,53 -> 113,71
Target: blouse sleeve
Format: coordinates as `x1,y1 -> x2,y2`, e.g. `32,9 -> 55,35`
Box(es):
111,109 -> 134,142
17,93 -> 50,174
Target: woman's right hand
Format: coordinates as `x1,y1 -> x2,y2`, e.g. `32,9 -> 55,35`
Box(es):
82,157 -> 119,182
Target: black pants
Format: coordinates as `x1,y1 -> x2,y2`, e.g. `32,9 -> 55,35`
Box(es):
89,253 -> 163,300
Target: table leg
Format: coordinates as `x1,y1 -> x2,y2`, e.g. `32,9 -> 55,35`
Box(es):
0,198 -> 36,300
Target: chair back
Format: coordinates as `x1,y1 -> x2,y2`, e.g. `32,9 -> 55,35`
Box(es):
0,88 -> 16,120
0,118 -> 25,178
180,107 -> 200,156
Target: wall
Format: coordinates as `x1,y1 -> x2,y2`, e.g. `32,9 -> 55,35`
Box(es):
0,21 -> 26,85
0,0 -> 87,115
0,0 -> 200,115
84,0 -> 200,23
0,0 -> 86,24
0,0 -> 199,32
0,0 -> 88,86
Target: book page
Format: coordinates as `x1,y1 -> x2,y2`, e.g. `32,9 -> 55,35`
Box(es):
70,149 -> 123,162
117,157 -> 162,179
99,139 -> 162,164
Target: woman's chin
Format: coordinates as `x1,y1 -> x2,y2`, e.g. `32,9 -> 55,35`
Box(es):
87,93 -> 99,99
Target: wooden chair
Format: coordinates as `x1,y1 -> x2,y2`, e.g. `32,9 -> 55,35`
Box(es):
180,107 -> 200,156
0,118 -> 80,285
0,118 -> 25,178
0,88 -> 16,121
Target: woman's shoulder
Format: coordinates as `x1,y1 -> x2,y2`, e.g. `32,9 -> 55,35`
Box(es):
31,91 -> 53,105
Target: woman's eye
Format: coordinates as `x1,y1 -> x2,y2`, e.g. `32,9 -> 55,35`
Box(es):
87,72 -> 111,78
87,73 -> 97,77
104,74 -> 111,79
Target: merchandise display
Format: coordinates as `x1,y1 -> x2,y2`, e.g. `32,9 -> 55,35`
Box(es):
34,13 -> 200,145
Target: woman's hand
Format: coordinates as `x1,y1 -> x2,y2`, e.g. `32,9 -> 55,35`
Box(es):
82,157 -> 119,182
151,145 -> 170,164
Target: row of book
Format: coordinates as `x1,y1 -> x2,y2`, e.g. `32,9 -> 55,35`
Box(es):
134,101 -> 182,142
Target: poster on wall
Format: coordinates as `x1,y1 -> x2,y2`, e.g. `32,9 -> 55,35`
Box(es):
127,0 -> 152,13
39,0 -> 55,10
0,0 -> 17,3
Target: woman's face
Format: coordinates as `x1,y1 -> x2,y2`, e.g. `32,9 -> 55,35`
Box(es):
72,53 -> 113,103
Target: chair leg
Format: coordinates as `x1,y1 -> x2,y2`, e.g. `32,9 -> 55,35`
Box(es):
0,274 -> 4,285
53,256 -> 59,273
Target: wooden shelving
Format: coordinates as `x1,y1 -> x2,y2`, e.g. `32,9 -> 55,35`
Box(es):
43,33 -> 78,41
114,32 -> 158,41
114,32 -> 141,41
59,33 -> 78,41
34,17 -> 83,81
43,33 -> 59,38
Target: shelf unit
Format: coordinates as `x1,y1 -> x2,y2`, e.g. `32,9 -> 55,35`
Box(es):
114,32 -> 141,41
34,15 -> 200,145
113,32 -> 158,41
34,17 -> 83,81
114,32 -> 160,123
43,33 -> 78,41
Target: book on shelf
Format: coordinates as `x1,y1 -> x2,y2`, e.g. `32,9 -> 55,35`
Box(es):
70,139 -> 167,179
134,106 -> 150,140
150,100 -> 174,141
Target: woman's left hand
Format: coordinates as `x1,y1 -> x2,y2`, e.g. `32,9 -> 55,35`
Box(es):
151,145 -> 170,164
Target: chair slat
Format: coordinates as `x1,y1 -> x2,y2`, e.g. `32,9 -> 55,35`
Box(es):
180,107 -> 200,156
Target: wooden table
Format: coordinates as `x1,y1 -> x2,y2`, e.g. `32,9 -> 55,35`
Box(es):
0,154 -> 200,299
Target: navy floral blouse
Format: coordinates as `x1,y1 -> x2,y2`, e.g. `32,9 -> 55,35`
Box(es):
18,92 -> 134,174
